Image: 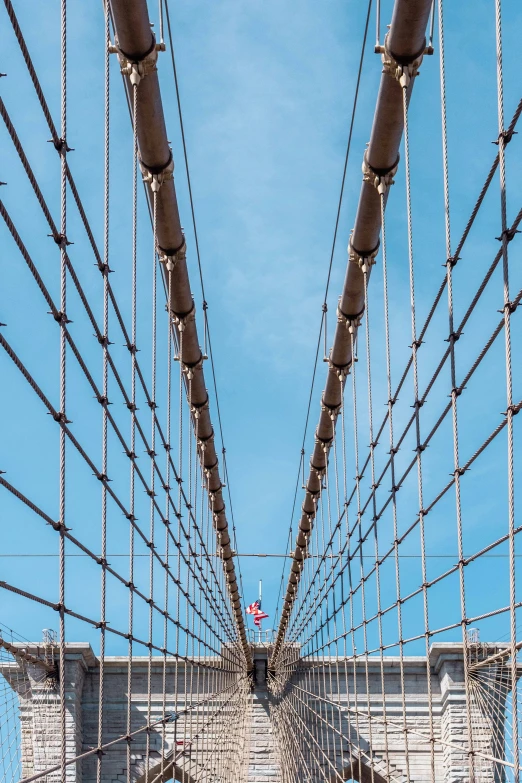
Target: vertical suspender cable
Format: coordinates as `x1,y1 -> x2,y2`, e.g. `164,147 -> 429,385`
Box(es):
494,0 -> 518,779
126,78 -> 139,783
380,195 -> 411,783
145,189 -> 158,783
363,261 -> 390,779
401,80 -> 437,783
437,1 -> 474,778
58,0 -> 67,778
160,258 -> 173,783
272,0 -> 433,661
97,3 -> 110,779
109,0 -> 252,670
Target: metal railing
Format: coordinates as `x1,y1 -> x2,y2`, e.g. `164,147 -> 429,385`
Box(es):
247,629 -> 274,645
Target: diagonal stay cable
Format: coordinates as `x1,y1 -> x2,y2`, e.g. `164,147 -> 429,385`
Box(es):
279,91 -> 522,653
0,577 -> 239,671
0,321 -> 242,661
164,0 -> 246,614
14,675 -> 249,783
0,4 -> 238,638
285,180 -> 522,643
274,0 -> 374,618
0,100 -> 237,640
0,473 -> 243,662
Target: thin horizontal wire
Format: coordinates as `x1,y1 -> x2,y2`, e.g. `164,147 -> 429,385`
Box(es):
0,578 -> 238,671
0,553 -> 520,558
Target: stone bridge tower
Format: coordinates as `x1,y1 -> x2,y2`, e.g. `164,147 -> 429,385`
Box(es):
1,643 -> 509,783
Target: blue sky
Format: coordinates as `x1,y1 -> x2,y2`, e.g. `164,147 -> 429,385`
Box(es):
1,0 -> 522,656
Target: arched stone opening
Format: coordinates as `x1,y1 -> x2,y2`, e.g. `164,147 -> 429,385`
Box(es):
135,757 -> 196,783
338,761 -> 387,783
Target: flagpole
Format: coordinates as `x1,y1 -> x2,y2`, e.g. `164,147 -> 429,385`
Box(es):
258,580 -> 262,643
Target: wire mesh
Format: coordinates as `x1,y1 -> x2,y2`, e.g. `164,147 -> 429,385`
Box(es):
0,0 -> 250,781
0,625 -> 30,783
269,1 -> 522,781
2,0 -> 522,782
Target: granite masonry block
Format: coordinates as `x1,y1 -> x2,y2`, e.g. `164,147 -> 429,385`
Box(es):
2,644 -> 506,783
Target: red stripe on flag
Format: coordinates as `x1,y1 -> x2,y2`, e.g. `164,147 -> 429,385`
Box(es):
254,611 -> 269,626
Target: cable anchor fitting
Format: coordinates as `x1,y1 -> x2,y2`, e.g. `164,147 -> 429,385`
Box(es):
498,301 -> 518,316
178,353 -> 204,381
111,35 -> 161,86
310,463 -> 326,481
140,152 -> 174,193
496,226 -> 521,244
172,298 -> 196,334
381,37 -> 425,89
50,231 -> 72,250
51,410 -> 71,424
348,237 -> 379,274
51,310 -> 72,325
191,398 -> 210,421
321,396 -> 341,422
362,151 -> 399,196
159,238 -> 187,272
213,511 -> 225,526
493,128 -> 517,146
337,301 -> 362,335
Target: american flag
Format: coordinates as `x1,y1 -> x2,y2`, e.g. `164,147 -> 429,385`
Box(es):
246,600 -> 260,615
253,611 -> 269,627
